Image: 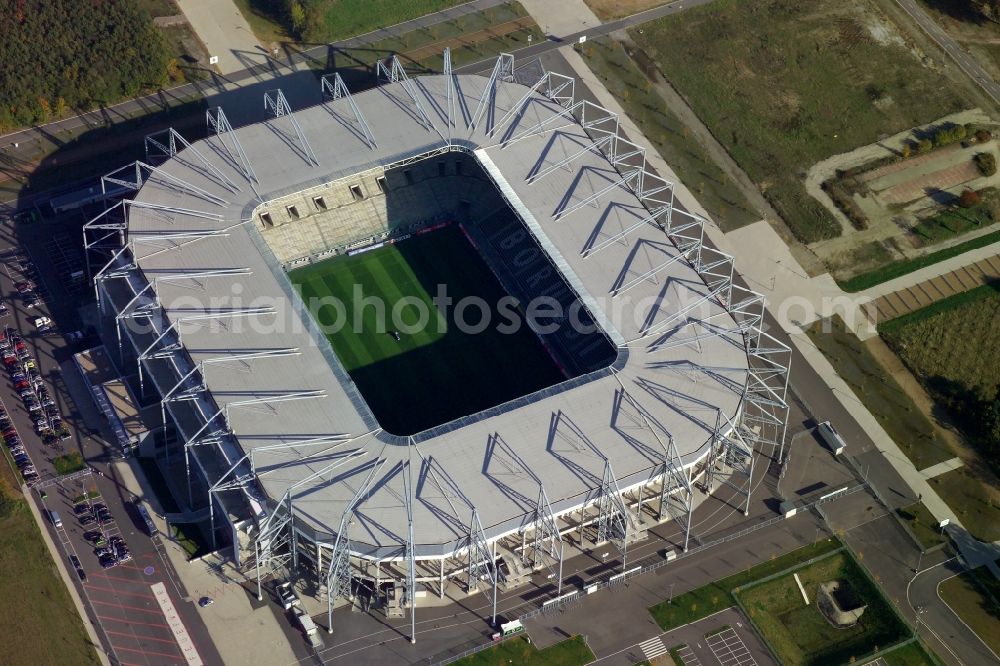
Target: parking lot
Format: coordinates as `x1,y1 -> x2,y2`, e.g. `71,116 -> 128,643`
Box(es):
610,608 -> 777,666
0,212 -> 221,665
706,627 -> 759,666
38,470 -> 200,665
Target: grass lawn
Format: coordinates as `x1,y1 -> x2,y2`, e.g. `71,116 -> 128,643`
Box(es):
649,538 -> 841,631
839,228 -> 1000,292
342,3 -> 541,73
585,0 -> 672,21
929,467 -> 1000,542
52,451 -> 86,475
452,635 -> 593,666
170,522 -> 209,559
880,284 -> 1000,406
805,316 -> 953,470
235,0 -> 469,45
895,502 -> 948,551
232,0 -> 290,46
0,483 -> 100,666
576,37 -> 758,232
736,551 -> 909,666
310,0 -> 465,43
881,640 -> 944,666
290,224 -> 565,435
910,193 -> 999,247
629,0 -> 971,244
938,566 -> 1000,656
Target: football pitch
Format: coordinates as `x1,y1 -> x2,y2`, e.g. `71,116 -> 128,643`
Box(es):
289,225 -> 565,435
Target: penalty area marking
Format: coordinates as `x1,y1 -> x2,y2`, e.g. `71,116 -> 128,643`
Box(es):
151,581 -> 203,666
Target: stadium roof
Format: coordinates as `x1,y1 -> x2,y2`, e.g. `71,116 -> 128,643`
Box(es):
118,67 -> 750,556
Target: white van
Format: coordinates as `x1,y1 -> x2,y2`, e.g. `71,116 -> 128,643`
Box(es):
49,510 -> 62,528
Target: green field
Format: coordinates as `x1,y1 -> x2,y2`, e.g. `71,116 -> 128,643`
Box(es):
649,539 -> 841,631
840,228 -> 1000,292
939,566 -> 1000,656
896,501 -> 948,551
452,635 -> 594,666
0,484 -> 99,666
290,225 -> 565,435
735,551 -> 909,666
628,0 -> 971,244
52,451 -> 86,476
806,316 -> 953,470
879,284 -> 1000,537
880,284 -> 1000,407
577,37 -> 758,232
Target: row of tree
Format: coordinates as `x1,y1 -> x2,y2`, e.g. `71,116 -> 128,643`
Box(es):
0,0 -> 170,129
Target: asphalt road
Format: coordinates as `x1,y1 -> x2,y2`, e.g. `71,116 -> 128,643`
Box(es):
894,0 -> 1000,106
0,0 -> 710,156
0,213 -> 223,666
908,558 -> 1000,666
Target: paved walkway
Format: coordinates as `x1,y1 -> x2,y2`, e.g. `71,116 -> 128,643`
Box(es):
789,329 -> 963,529
919,457 -> 965,480
175,0 -> 262,74
587,607 -> 778,666
867,237 -> 1000,298
112,457 -> 301,666
519,0 -> 601,36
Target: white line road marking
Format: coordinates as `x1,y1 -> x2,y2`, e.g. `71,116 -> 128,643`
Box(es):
676,644 -> 703,666
638,636 -> 668,660
707,628 -> 757,666
151,581 -> 203,666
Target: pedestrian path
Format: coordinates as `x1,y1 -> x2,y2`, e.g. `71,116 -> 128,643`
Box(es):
637,636 -> 668,661
918,456 -> 964,480
863,251 -> 1000,324
790,330 -> 962,529
175,0 -> 261,74
519,0 -> 601,36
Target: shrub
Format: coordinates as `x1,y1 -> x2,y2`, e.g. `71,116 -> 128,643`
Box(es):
823,178 -> 869,230
918,138 -> 933,153
977,128 -> 993,143
975,152 -> 998,177
901,144 -> 912,159
958,188 -> 982,208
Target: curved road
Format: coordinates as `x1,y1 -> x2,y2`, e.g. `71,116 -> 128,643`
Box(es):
907,558 -> 1000,666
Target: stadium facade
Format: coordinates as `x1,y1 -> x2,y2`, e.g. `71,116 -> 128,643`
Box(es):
84,53 -> 791,637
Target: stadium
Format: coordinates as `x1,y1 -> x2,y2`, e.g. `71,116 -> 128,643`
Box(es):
84,53 -> 790,636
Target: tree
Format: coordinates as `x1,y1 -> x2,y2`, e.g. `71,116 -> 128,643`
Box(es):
0,0 -> 170,129
958,188 -> 982,208
974,152 -> 997,176
289,1 -> 307,37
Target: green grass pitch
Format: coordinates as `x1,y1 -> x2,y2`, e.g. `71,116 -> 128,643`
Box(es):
289,225 -> 565,435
